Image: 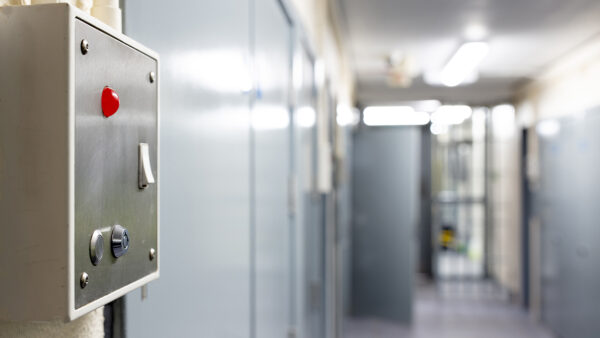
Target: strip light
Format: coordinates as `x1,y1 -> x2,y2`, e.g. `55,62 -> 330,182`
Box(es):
337,104 -> 359,126
441,42 -> 489,87
431,105 -> 472,125
363,106 -> 430,126
536,119 -> 560,137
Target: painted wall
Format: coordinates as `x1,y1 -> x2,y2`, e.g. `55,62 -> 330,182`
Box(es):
0,308 -> 103,338
476,36 -> 600,308
488,105 -> 522,298
516,36 -> 600,122
514,35 -> 600,334
287,0 -> 356,192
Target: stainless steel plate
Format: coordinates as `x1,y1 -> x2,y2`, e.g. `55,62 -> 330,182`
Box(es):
74,19 -> 158,308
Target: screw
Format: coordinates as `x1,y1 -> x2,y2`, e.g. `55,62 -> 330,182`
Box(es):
149,248 -> 156,261
149,71 -> 155,83
80,272 -> 89,288
80,39 -> 89,55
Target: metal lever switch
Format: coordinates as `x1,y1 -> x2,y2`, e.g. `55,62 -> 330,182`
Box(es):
139,143 -> 155,189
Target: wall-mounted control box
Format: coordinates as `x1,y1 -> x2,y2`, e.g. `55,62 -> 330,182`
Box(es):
0,4 -> 159,321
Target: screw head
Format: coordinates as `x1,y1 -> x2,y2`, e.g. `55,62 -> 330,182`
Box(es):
149,71 -> 155,83
149,248 -> 156,261
80,39 -> 89,55
80,272 -> 89,288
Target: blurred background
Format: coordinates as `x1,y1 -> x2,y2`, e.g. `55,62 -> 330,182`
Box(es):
3,0 -> 600,337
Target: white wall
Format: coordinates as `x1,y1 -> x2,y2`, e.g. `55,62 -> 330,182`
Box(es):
485,34 -> 600,301
489,108 -> 522,298
517,36 -> 600,122
0,308 -> 103,338
288,0 -> 356,191
515,34 -> 600,319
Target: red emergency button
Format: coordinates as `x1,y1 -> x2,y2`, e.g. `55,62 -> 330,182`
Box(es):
101,87 -> 119,118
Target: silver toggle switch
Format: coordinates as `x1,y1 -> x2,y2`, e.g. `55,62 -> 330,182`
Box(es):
90,230 -> 104,265
111,225 -> 130,258
139,143 -> 155,189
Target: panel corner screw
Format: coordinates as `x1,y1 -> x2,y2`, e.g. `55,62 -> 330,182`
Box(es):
149,71 -> 155,83
80,39 -> 89,55
149,248 -> 156,261
80,272 -> 89,288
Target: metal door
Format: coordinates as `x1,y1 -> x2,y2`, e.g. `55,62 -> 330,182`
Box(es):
351,126 -> 420,323
538,108 -> 600,338
291,36 -> 322,338
122,1 -> 252,336
252,0 -> 293,336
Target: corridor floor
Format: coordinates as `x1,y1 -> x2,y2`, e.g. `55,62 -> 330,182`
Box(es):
344,280 -> 554,338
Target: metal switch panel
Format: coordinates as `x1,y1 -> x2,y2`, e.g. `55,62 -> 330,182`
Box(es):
0,4 -> 159,321
74,18 -> 158,309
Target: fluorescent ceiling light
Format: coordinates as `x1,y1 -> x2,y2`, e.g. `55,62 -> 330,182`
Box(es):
424,69 -> 478,87
430,123 -> 448,135
431,105 -> 472,125
252,106 -> 290,130
464,24 -> 488,40
336,104 -> 360,126
295,106 -> 316,128
536,120 -> 560,138
171,50 -> 252,93
441,42 -> 489,87
411,100 -> 441,113
363,106 -> 430,126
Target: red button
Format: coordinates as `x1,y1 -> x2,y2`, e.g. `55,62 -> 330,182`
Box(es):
101,87 -> 119,118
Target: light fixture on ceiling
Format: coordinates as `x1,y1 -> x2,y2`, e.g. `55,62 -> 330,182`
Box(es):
363,106 -> 430,126
430,105 -> 472,125
251,106 -> 290,130
536,119 -> 560,138
295,106 -> 316,128
337,104 -> 360,126
386,51 -> 419,88
441,42 -> 489,87
423,69 -> 478,87
412,100 -> 441,113
464,23 -> 488,41
430,123 -> 449,135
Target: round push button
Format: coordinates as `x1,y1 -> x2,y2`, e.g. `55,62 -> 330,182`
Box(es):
89,230 -> 104,265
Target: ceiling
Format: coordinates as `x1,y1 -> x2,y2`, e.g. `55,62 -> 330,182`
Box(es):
335,0 -> 600,106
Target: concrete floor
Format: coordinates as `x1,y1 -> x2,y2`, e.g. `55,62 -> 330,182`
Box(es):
344,280 -> 554,338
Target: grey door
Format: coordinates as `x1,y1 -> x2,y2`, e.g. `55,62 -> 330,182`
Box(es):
538,108 -> 600,338
291,38 -> 323,338
122,1 -> 252,337
352,126 -> 420,323
253,0 -> 293,337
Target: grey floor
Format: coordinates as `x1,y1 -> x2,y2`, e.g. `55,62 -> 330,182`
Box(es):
344,280 -> 554,338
